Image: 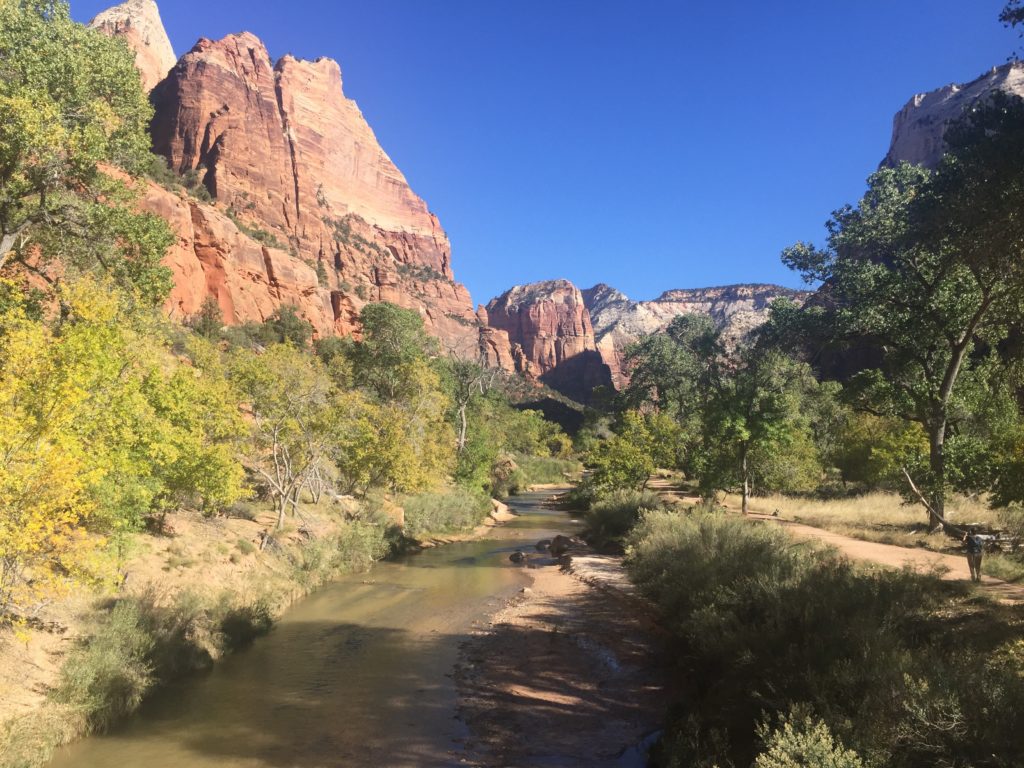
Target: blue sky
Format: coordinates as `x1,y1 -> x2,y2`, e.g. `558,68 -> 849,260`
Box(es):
75,1 -> 1018,305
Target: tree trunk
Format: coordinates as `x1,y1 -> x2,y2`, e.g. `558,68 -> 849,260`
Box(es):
275,495 -> 287,531
741,448 -> 750,515
457,403 -> 468,453
928,419 -> 947,531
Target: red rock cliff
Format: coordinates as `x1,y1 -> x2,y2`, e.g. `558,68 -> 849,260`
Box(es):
115,12 -> 479,350
485,280 -> 612,401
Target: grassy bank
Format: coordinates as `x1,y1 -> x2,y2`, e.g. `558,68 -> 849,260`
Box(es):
626,509 -> 1024,767
0,467 -> 562,768
0,500 -> 391,768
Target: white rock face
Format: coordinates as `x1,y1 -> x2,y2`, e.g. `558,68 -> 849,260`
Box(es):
89,0 -> 176,92
582,283 -> 809,388
883,61 -> 1024,169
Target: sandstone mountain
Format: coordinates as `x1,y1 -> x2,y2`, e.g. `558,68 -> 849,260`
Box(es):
89,0 -> 176,92
95,1 -> 478,353
883,60 -> 1024,169
481,279 -> 806,397
483,280 -> 612,402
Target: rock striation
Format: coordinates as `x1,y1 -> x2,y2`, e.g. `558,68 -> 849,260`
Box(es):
484,280 -> 612,402
89,0 -> 176,92
582,283 -> 809,388
883,61 -> 1024,169
92,2 -> 480,351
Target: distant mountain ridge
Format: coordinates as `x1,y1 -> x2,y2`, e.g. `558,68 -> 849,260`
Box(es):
582,282 -> 809,388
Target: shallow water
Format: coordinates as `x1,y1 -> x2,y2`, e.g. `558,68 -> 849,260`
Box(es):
47,491 -> 575,768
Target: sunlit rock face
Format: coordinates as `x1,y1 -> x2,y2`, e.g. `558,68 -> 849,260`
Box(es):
485,280 -> 613,402
89,0 -> 176,92
883,61 -> 1024,169
582,283 -> 810,388
144,29 -> 477,349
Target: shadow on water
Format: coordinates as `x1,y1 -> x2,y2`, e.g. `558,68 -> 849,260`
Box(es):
47,490 -> 579,768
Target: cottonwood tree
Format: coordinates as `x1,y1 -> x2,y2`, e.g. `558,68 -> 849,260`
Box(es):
230,345 -> 334,530
0,1 -> 173,306
438,354 -> 497,454
349,302 -> 437,401
781,95 -> 1024,527
620,314 -> 723,476
702,347 -> 821,513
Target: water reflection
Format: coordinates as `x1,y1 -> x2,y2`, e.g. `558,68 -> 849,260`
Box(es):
47,491 -> 574,768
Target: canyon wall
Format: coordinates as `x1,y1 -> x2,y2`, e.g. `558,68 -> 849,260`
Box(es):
95,1 -> 478,353
484,280 -> 612,402
89,0 -> 176,93
883,61 -> 1024,169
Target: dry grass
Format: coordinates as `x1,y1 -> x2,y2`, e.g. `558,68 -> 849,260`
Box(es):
722,491 -> 995,553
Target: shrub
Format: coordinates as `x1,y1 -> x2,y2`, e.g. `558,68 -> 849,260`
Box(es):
623,510 -> 989,766
584,488 -> 664,545
401,487 -> 492,537
755,710 -> 865,768
52,601 -> 155,733
218,600 -> 272,652
235,537 -> 256,555
514,454 -> 582,485
335,520 -> 392,572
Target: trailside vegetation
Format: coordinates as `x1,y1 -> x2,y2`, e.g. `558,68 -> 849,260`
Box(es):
627,510 -> 1024,767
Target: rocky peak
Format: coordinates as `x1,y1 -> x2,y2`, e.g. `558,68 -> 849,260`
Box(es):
580,281 -> 809,389
883,61 -> 1024,168
484,280 -> 611,402
89,0 -> 176,92
143,25 -> 476,348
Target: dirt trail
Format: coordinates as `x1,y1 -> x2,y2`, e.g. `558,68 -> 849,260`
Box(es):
751,513 -> 1024,604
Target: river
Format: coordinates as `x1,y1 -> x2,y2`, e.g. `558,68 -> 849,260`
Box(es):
47,490 -> 577,768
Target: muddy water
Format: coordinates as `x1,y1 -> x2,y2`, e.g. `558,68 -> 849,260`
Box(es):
47,490 -> 577,768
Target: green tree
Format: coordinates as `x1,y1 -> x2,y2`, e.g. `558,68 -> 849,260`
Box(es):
702,347 -> 821,513
0,1 -> 173,305
349,302 -> 436,401
230,345 -> 334,529
260,304 -> 313,347
588,411 -> 656,493
781,96 -> 1024,527
187,296 -> 225,340
621,314 -> 722,472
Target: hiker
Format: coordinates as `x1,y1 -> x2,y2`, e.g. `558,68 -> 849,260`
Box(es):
963,531 -> 984,582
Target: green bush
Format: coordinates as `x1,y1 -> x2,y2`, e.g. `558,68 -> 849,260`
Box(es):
51,590 -> 280,737
514,454 -> 582,485
584,488 -> 663,545
218,600 -> 273,652
755,710 -> 864,768
626,510 -> 1024,767
52,601 -> 155,733
335,520 -> 392,572
401,487 -> 492,537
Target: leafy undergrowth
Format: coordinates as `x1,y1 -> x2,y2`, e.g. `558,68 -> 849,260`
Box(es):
399,486 -> 493,538
627,509 -> 1024,767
